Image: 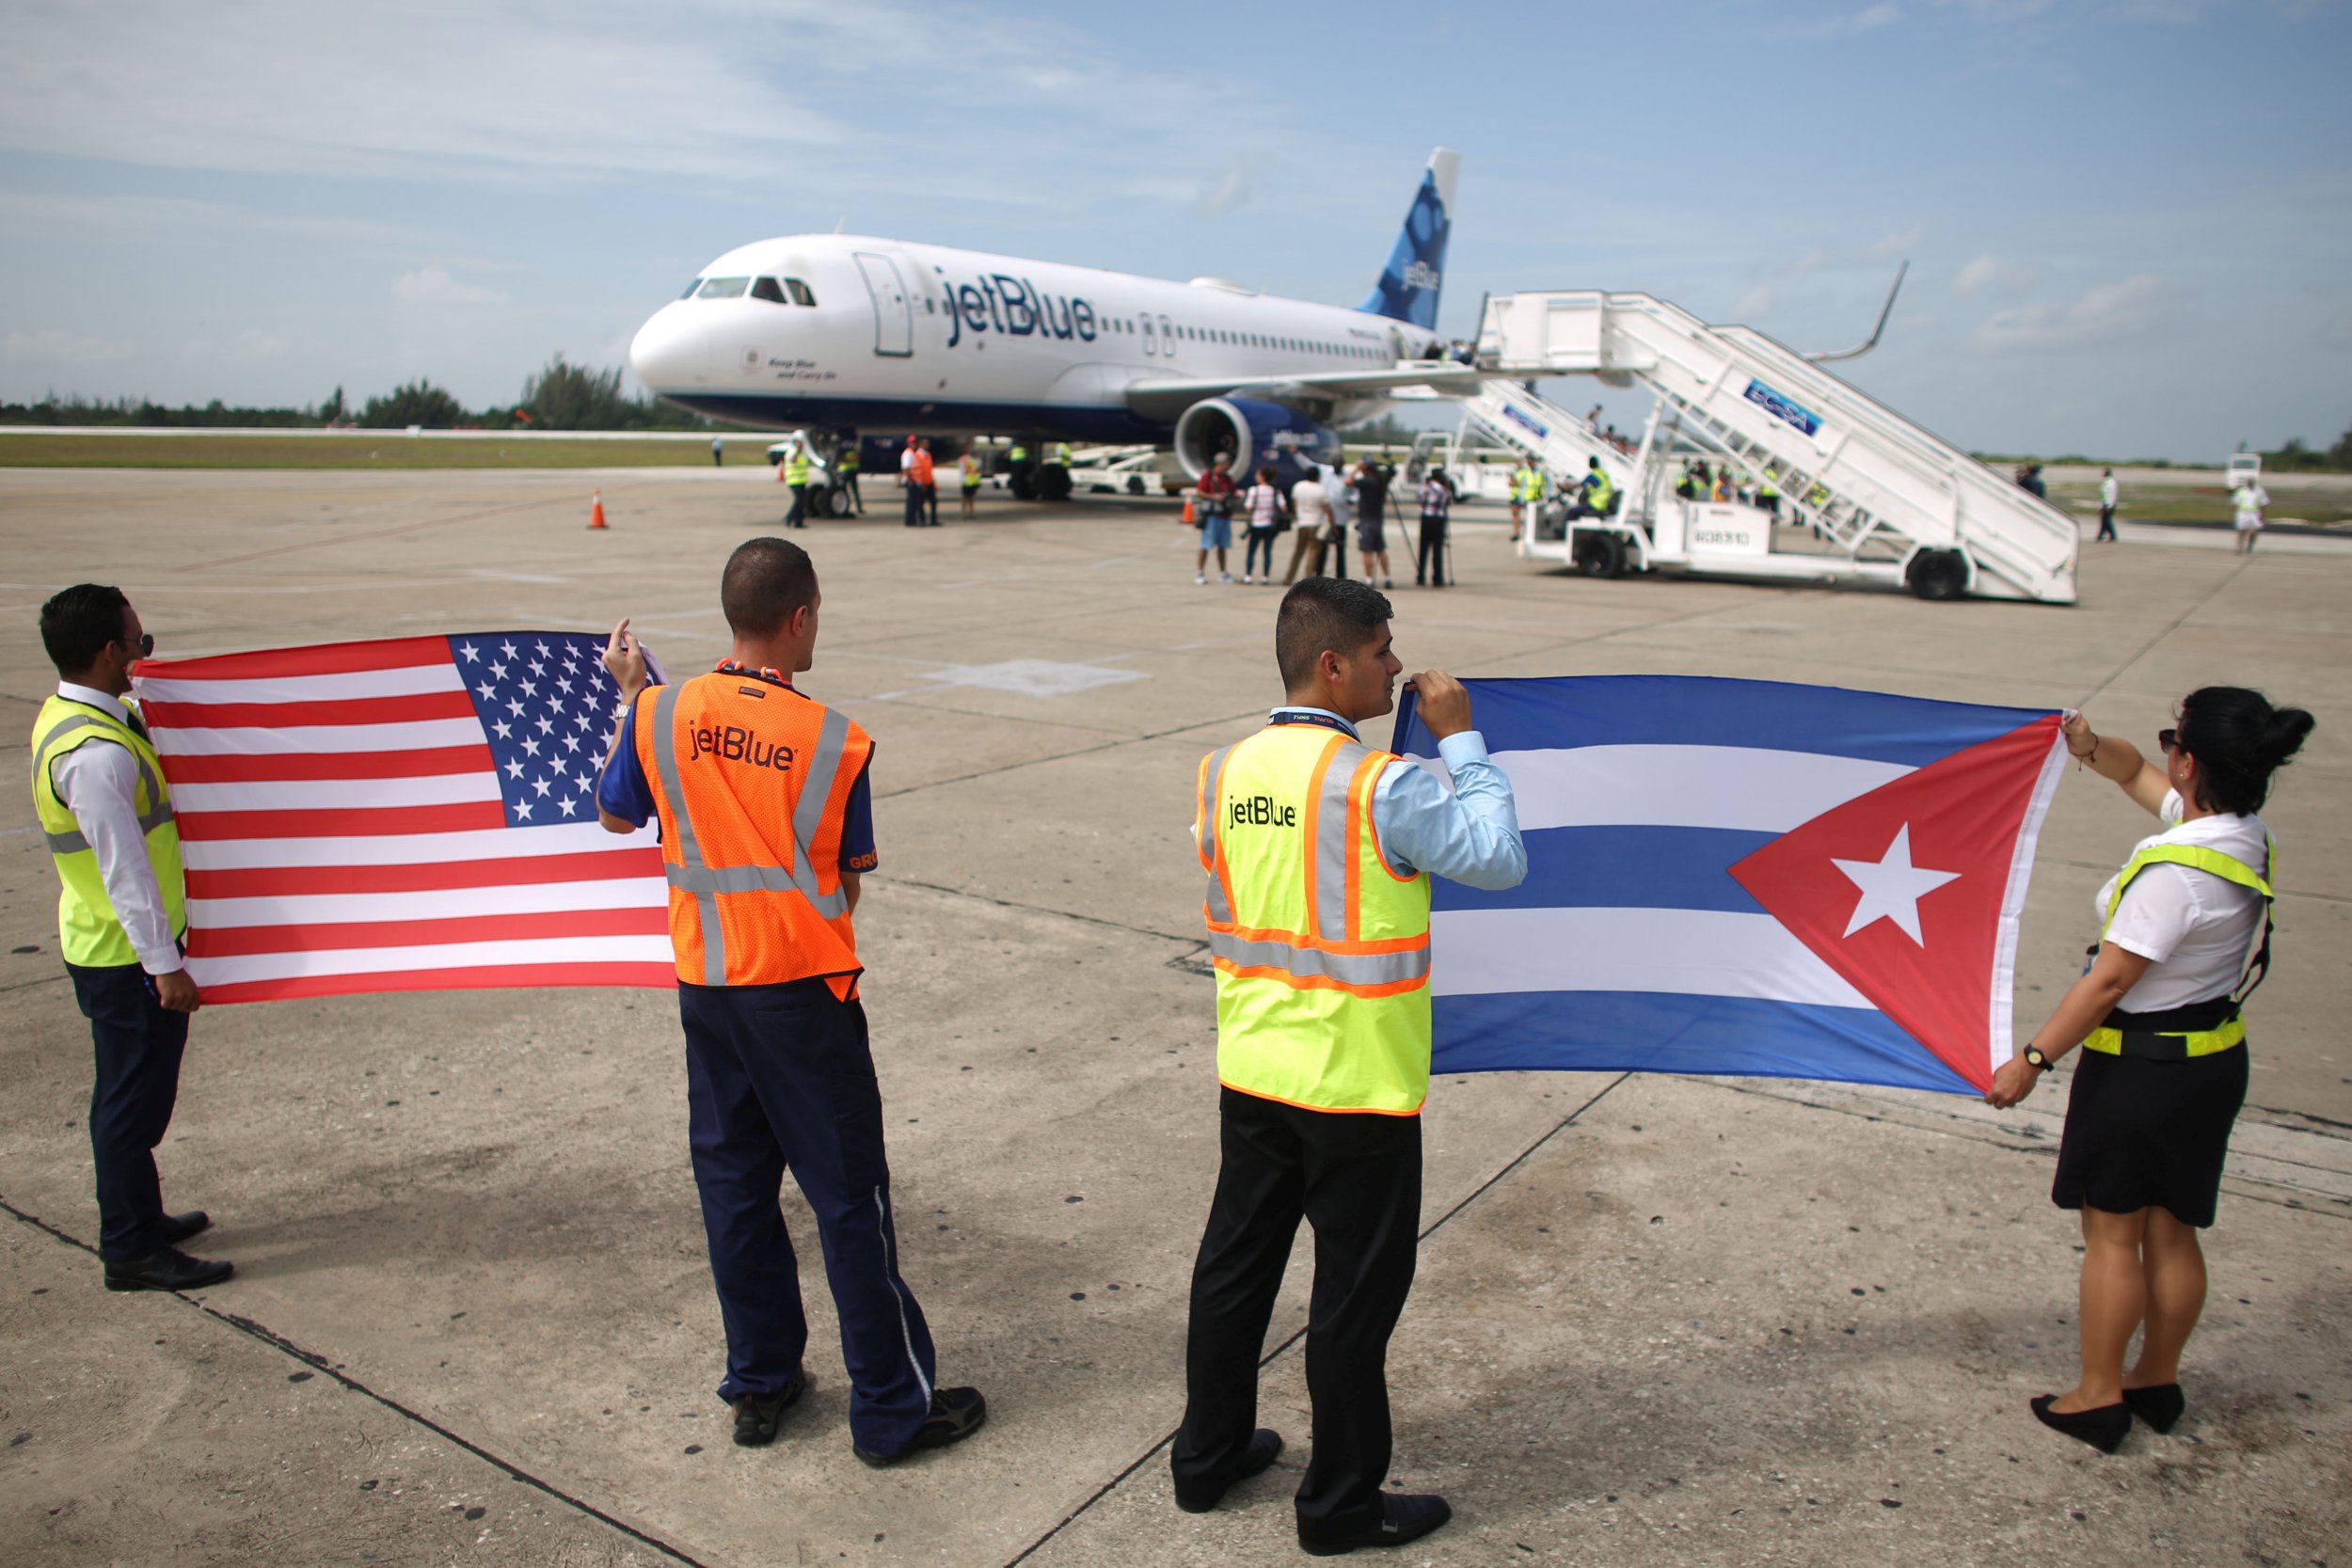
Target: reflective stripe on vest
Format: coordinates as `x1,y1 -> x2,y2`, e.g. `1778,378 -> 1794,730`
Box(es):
1198,724 -> 1433,1114
638,674 -> 864,988
30,695 -> 187,967
2081,838 -> 2274,1058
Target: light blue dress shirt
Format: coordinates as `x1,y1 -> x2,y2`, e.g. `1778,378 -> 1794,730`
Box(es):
1268,707 -> 1527,891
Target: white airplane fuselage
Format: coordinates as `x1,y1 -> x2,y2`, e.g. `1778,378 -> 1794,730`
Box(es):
628,235 -> 1440,444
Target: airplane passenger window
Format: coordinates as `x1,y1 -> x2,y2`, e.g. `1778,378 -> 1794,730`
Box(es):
787,277 -> 816,307
695,277 -> 750,299
751,277 -> 787,304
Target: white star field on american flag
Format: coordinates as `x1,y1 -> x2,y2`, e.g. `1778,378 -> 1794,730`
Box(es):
451,633 -> 632,826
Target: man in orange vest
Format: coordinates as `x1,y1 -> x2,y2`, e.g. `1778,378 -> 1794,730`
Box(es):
596,537 -> 985,1465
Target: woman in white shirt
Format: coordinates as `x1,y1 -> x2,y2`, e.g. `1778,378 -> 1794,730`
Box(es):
1988,687 -> 2313,1451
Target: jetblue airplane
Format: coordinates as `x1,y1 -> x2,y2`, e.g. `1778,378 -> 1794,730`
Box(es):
628,149 -> 1474,480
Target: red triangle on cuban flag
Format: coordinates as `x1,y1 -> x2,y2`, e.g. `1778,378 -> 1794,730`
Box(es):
1728,716 -> 2064,1092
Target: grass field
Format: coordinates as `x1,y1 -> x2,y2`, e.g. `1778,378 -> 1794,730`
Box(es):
2042,479 -> 2352,527
0,433 -> 771,469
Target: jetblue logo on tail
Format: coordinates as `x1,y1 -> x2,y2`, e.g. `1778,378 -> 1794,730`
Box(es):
1359,155 -> 1454,331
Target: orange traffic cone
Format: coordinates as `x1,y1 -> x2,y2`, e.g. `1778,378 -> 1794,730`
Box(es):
588,490 -> 608,531
1181,497 -> 1196,525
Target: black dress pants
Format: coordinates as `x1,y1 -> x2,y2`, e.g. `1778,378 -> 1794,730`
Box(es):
67,960 -> 188,1261
1416,517 -> 1448,585
1175,1087 -> 1422,1537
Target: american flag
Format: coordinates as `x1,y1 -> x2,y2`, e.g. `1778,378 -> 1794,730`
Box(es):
135,632 -> 677,1004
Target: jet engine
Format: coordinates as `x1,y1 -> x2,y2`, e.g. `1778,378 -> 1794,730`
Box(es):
1173,397 -> 1342,480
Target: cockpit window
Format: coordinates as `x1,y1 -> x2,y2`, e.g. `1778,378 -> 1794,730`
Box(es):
680,278 -> 702,299
694,277 -> 751,299
786,277 -> 816,308
751,277 -> 787,304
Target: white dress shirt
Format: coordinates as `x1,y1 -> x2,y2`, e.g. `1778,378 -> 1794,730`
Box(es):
1267,707 -> 1527,890
2096,789 -> 2268,1013
48,682 -> 183,974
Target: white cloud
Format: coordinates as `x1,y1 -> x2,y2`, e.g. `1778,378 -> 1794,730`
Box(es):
1195,159 -> 1255,220
1852,2 -> 1904,27
1736,285 -> 1774,316
2,328 -> 136,365
1867,224 -> 1925,260
1969,273 -> 2178,352
1953,252 -> 2046,296
392,266 -> 507,308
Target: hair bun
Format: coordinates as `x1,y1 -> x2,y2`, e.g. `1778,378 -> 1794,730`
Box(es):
2260,705 -> 2315,768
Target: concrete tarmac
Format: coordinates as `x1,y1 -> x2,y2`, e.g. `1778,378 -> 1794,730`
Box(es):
2,467 -> 2346,1568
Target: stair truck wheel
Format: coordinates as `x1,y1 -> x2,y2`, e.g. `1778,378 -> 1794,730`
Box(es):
808,484 -> 837,519
1576,531 -> 1627,579
1037,463 -> 1073,501
1906,547 -> 1969,602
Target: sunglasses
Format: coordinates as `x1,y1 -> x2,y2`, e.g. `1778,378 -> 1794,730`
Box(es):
120,632 -> 155,658
2157,727 -> 2179,753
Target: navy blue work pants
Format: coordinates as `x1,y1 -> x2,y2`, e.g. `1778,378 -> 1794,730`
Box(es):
903,483 -> 925,527
66,960 -> 189,1261
677,976 -> 937,1454
1175,1087 -> 1422,1538
785,483 -> 808,529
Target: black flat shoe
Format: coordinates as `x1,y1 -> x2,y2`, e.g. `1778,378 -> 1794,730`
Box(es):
161,1211 -> 210,1245
103,1246 -> 233,1293
1172,1428 -> 1284,1513
852,1386 -> 986,1467
731,1367 -> 808,1447
1299,1494 -> 1452,1557
2030,1394 -> 2130,1453
2122,1383 -> 2185,1433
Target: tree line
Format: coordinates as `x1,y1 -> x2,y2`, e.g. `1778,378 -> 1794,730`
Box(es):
0,356 -> 714,432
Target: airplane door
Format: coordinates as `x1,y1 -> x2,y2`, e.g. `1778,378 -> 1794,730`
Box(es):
853,252 -> 914,357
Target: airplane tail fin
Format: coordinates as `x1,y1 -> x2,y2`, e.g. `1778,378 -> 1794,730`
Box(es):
1358,148 -> 1458,331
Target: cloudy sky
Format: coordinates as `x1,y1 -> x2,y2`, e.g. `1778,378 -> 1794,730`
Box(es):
1,0 -> 2344,459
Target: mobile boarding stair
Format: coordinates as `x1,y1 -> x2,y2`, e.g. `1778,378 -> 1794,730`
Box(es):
1470,292 -> 2080,603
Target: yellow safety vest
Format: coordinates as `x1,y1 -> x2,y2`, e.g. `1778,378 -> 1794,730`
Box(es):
1587,471 -> 1616,511
30,694 -> 187,969
786,452 -> 811,485
1055,444 -> 1073,465
1009,445 -> 1028,462
2082,838 -> 2274,1059
1195,722 -> 1433,1115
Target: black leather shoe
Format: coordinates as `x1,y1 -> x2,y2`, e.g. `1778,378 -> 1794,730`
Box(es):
1299,1494 -> 1452,1556
2122,1383 -> 2185,1433
160,1211 -> 210,1246
852,1386 -> 986,1467
103,1246 -> 233,1293
732,1367 -> 808,1447
2030,1394 -> 2131,1453
1172,1428 -> 1284,1513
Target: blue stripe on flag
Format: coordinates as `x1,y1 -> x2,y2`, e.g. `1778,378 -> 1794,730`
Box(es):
1433,990 -> 1974,1096
1397,675 -> 2046,767
1430,825 -> 1772,913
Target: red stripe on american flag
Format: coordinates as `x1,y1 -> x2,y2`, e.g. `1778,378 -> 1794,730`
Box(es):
159,745 -> 494,784
187,907 -> 669,958
186,847 -> 659,900
141,691 -> 479,730
176,801 -> 508,841
196,962 -> 680,1005
136,636 -> 453,680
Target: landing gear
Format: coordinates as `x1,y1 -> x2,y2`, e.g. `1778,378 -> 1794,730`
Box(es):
1037,463 -> 1073,502
1905,547 -> 1969,602
1576,531 -> 1627,579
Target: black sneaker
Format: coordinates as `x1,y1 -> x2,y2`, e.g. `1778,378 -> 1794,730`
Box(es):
852,1386 -> 986,1467
731,1367 -> 808,1447
1299,1493 -> 1451,1556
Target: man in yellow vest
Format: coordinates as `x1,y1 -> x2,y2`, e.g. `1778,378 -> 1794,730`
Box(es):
1174,578 -> 1525,1555
596,538 -> 984,1464
32,584 -> 231,1293
782,437 -> 813,530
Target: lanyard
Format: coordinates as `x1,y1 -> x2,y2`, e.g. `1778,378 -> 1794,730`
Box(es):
1268,709 -> 1357,738
716,658 -> 795,691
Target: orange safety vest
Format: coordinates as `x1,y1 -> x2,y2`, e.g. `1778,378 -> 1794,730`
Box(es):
911,451 -> 935,486
632,669 -> 873,993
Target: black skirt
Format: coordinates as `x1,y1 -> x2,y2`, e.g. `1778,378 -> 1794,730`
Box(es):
2052,1044 -> 2249,1227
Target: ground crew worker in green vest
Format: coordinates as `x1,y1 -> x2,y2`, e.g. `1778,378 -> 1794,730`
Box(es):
1173,578 -> 1525,1555
782,438 -> 813,530
1053,441 -> 1073,467
1565,455 -> 1616,520
32,584 -> 232,1293
1007,441 -> 1031,497
834,435 -> 863,515
1506,456 -> 1539,541
1986,688 -> 2312,1453
1756,467 -> 1781,519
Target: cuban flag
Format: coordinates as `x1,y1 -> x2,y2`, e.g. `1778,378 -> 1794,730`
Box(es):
1391,676 -> 2068,1096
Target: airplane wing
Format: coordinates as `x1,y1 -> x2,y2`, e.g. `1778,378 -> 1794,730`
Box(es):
1123,363 -> 1486,420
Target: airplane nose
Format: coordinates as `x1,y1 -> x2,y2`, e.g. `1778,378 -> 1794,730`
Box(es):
628,304 -> 708,389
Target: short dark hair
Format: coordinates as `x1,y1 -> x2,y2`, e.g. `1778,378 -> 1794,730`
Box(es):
1276,578 -> 1391,690
40,583 -> 131,676
721,537 -> 817,638
2175,686 -> 2314,816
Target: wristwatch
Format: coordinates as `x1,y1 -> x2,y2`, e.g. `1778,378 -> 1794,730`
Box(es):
2022,1046 -> 2054,1072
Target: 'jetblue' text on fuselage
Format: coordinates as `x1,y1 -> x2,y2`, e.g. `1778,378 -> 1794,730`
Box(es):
942,273 -> 1098,349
